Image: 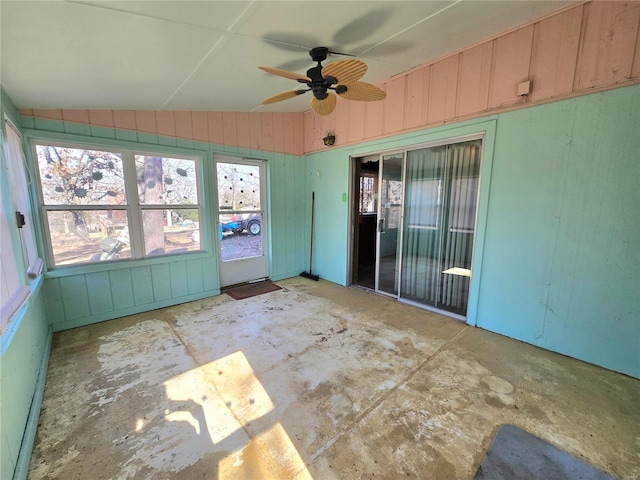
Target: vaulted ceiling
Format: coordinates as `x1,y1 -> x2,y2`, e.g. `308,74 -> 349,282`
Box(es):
1,1 -> 572,113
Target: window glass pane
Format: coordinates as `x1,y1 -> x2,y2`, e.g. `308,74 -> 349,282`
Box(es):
6,123 -> 38,270
46,210 -> 130,266
142,209 -> 201,256
359,174 -> 377,214
219,213 -> 263,262
36,145 -> 125,206
136,155 -> 198,205
217,162 -> 261,211
1,194 -> 21,307
449,177 -> 478,232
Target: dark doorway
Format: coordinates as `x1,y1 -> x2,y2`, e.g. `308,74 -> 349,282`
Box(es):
352,155 -> 379,289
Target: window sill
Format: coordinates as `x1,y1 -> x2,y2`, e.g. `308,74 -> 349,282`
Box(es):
0,275 -> 45,354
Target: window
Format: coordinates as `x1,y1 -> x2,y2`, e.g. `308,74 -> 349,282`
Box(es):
2,119 -> 38,334
33,142 -> 202,268
0,190 -> 28,334
5,122 -> 39,270
359,174 -> 377,214
136,155 -> 200,257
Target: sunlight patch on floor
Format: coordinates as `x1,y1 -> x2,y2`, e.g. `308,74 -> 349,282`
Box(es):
161,350 -> 312,479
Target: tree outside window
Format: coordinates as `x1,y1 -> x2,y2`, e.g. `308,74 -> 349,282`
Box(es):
34,143 -> 202,267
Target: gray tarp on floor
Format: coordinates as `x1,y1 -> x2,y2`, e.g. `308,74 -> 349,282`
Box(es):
474,424 -> 617,480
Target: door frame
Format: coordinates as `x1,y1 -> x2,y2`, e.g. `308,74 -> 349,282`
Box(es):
214,156 -> 269,287
347,128 -> 493,324
375,151 -> 406,296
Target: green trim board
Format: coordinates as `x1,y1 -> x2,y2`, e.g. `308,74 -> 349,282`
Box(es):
12,326 -> 52,480
0,276 -> 45,354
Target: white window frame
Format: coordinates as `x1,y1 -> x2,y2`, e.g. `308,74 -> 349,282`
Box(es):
31,140 -> 204,269
1,117 -> 39,334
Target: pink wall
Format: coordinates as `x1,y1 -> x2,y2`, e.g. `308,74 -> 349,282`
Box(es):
19,2 -> 639,157
304,1 -> 640,153
18,108 -> 305,157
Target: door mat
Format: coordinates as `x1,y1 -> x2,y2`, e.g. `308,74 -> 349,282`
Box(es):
474,425 -> 617,480
224,281 -> 282,300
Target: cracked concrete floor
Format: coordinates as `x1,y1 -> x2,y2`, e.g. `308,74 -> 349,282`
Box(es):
28,278 -> 639,479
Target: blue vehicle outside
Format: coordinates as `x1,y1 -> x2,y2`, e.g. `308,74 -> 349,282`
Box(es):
220,220 -> 241,239
219,215 -> 261,239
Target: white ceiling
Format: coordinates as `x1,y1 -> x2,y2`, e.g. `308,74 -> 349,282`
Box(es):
1,0 -> 573,113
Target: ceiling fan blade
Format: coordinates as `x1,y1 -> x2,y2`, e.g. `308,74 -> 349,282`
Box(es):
259,66 -> 310,82
311,93 -> 337,116
262,90 -> 307,105
338,81 -> 386,101
322,59 -> 367,85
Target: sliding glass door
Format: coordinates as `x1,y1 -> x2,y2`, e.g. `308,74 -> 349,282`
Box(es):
352,137 -> 482,318
377,154 -> 404,295
401,140 -> 481,316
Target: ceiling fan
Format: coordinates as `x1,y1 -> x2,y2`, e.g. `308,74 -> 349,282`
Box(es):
259,47 -> 386,116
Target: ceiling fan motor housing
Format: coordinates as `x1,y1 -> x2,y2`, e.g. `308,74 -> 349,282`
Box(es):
306,64 -> 337,100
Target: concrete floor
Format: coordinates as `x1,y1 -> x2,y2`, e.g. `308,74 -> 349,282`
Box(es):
28,278 -> 639,479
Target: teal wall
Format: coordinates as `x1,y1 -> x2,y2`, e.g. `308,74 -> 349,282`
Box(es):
476,85 -> 640,378
305,85 -> 639,378
1,88 -> 52,480
304,150 -> 352,282
0,282 -> 50,480
44,257 -> 220,331
18,120 -> 307,332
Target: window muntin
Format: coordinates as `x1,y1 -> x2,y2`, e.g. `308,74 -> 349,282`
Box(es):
33,142 -> 203,268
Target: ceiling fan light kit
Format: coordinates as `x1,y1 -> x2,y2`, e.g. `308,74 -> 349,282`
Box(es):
259,46 -> 386,116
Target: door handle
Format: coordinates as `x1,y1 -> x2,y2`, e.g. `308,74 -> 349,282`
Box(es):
378,218 -> 385,233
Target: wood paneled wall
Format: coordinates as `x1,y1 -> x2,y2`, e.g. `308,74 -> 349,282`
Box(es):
18,109 -> 305,156
44,257 -> 220,331
304,1 -> 640,153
